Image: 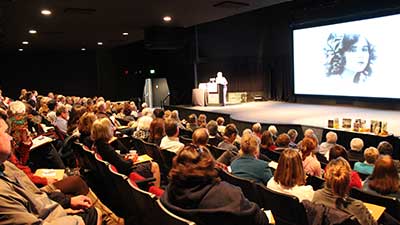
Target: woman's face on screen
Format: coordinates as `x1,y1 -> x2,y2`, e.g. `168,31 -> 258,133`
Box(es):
344,37 -> 370,73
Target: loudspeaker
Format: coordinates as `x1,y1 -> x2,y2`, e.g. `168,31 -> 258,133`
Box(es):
144,26 -> 186,50
143,78 -> 170,108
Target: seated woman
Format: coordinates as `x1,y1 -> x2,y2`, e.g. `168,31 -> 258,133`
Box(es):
312,157 -> 377,225
78,112 -> 97,148
328,144 -> 362,189
91,118 -> 161,187
267,149 -> 314,201
363,155 -> 400,199
259,130 -> 276,153
299,137 -> 322,177
354,147 -> 379,176
231,133 -> 272,184
148,118 -> 165,146
160,144 -> 269,225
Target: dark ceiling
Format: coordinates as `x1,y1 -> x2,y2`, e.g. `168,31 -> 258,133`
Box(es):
0,0 -> 291,51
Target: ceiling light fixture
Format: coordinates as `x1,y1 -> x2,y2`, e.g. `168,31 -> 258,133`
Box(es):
41,9 -> 52,16
29,29 -> 37,34
18,48 -> 23,52
122,32 -> 129,36
163,16 -> 172,22
22,41 -> 29,45
97,42 -> 103,46
81,48 -> 86,51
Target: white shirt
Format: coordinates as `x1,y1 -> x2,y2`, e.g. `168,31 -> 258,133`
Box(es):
160,136 -> 184,154
267,178 -> 314,202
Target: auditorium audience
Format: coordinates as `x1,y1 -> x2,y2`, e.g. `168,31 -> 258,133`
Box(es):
192,128 -> 209,149
231,133 -> 272,184
363,155 -> 400,199
197,113 -> 207,128
274,133 -> 291,151
186,113 -> 199,131
67,105 -> 87,135
299,137 -> 322,177
287,128 -> 298,148
160,144 -> 269,225
160,118 -> 184,153
78,112 -> 97,148
312,157 -> 377,225
216,116 -> 226,134
252,122 -> 262,139
347,138 -> 364,162
267,125 -> 278,141
377,141 -> 400,173
133,114 -> 152,140
170,110 -> 186,130
55,105 -> 69,135
267,149 -> 314,201
353,147 -> 379,176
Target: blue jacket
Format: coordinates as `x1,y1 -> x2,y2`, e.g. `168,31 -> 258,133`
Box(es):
231,154 -> 272,184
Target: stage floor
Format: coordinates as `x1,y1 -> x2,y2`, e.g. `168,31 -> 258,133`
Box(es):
178,101 -> 400,136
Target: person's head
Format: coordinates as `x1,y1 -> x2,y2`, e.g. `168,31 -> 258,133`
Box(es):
188,114 -> 197,125
303,128 -> 314,138
350,138 -> 364,152
377,141 -> 393,156
329,144 -> 349,161
78,112 -> 97,135
325,33 -> 376,83
197,114 -> 207,127
275,133 -> 290,148
170,110 -> 181,122
240,133 -> 259,156
56,105 -> 69,120
96,101 -> 106,113
47,99 -> 57,111
324,157 -> 351,197
9,101 -> 26,115
260,130 -> 274,147
268,125 -> 278,136
364,147 -> 379,164
149,118 -> 165,140
216,117 -> 225,126
299,137 -> 317,160
48,92 -> 54,99
169,144 -> 218,186
368,155 -> 400,195
223,124 -> 238,142
206,120 -> 218,136
91,118 -> 114,142
137,115 -> 153,131
252,123 -> 262,134
325,131 -> 337,144
68,105 -> 87,127
0,118 -> 12,163
153,108 -> 164,119
287,129 -> 298,142
242,128 -> 252,137
164,118 -> 179,137
274,149 -> 306,188
192,128 -> 209,147
164,110 -> 172,119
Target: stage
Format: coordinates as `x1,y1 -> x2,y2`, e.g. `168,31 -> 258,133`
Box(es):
166,101 -> 400,158
170,101 -> 400,136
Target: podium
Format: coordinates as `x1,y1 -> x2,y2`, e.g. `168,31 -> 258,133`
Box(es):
193,82 -> 225,106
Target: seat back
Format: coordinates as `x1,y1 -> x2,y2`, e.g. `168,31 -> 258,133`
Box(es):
130,137 -> 147,155
72,142 -> 97,172
143,141 -> 168,175
263,150 -> 281,162
350,187 -> 400,221
179,135 -> 193,146
357,172 -> 370,181
218,169 -> 261,206
160,149 -> 176,174
154,199 -> 196,225
179,128 -> 193,138
256,184 -> 308,225
305,175 -> 325,191
207,144 -> 226,159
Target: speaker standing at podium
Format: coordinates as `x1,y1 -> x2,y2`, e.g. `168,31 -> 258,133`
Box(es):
216,72 -> 228,106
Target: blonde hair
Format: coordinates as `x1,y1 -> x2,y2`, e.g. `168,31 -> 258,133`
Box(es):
364,147 -> 379,164
91,118 -> 113,142
324,157 -> 351,197
78,112 -> 97,135
350,138 -> 364,151
240,133 -> 259,155
9,101 -> 26,115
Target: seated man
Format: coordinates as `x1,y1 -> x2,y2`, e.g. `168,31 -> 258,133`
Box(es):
160,118 -> 184,153
0,117 -> 101,225
216,124 -> 239,166
319,131 -> 337,160
348,138 -> 364,162
206,120 -> 223,147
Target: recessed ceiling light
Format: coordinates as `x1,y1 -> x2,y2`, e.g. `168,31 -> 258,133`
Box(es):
122,32 -> 129,36
97,42 -> 103,46
18,48 -> 23,52
29,29 -> 37,34
22,41 -> 29,45
41,9 -> 52,16
163,16 -> 172,22
81,48 -> 86,51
